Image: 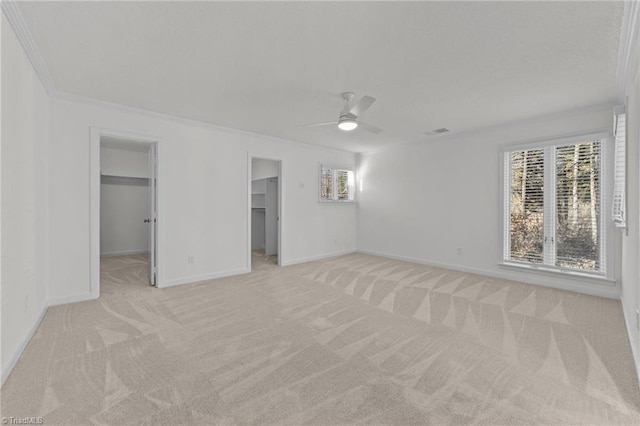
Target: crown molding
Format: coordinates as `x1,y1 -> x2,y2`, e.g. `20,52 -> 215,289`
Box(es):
52,91 -> 356,155
1,1 -> 56,96
358,102 -> 616,156
617,0 -> 640,101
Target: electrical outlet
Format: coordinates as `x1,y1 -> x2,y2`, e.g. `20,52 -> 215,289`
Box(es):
456,248 -> 462,255
188,255 -> 194,264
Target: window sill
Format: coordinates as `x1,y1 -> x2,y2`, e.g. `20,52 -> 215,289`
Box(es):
319,200 -> 357,204
499,261 -> 615,286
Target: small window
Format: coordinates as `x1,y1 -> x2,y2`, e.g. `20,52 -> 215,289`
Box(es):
320,166 -> 355,202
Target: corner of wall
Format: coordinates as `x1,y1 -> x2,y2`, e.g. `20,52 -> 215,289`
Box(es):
0,305 -> 48,387
622,304 -> 640,390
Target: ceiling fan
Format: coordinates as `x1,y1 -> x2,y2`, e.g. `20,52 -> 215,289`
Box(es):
296,92 -> 382,134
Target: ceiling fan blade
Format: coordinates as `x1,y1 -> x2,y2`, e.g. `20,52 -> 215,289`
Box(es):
358,121 -> 383,134
295,121 -> 336,128
349,95 -> 376,117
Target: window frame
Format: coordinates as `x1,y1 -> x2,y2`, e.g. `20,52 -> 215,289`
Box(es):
500,131 -> 613,281
318,164 -> 356,203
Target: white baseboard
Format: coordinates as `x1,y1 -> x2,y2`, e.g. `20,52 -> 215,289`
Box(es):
100,250 -> 147,257
160,267 -> 250,288
1,305 -> 48,387
280,249 -> 357,267
356,249 -> 620,300
48,292 -> 96,306
621,304 -> 640,391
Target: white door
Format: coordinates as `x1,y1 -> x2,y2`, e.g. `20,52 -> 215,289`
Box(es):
148,143 -> 157,286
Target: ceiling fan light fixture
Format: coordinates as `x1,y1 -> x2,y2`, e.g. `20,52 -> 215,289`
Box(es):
296,93 -> 379,133
338,118 -> 358,131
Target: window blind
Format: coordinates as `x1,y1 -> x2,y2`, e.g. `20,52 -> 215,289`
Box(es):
508,149 -> 545,264
336,170 -> 350,200
320,167 -> 334,200
612,112 -> 626,228
555,140 -> 601,271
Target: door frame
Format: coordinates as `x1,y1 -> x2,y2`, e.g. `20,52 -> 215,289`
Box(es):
247,154 -> 283,269
90,127 -> 162,298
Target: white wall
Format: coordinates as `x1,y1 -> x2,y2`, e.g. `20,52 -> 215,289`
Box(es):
47,97 -> 356,300
100,145 -> 148,178
252,158 -> 278,180
357,106 -> 619,298
621,57 -> 640,381
100,177 -> 149,256
1,15 -> 50,384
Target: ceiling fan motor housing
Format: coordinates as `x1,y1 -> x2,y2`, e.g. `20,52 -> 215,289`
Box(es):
341,92 -> 355,103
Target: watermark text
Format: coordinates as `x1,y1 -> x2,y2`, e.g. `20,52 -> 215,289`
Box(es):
1,417 -> 44,425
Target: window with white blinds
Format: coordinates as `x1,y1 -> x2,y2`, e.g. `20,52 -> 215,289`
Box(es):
612,111 -> 626,227
320,166 -> 355,202
320,167 -> 334,200
508,149 -> 545,264
504,137 -> 605,275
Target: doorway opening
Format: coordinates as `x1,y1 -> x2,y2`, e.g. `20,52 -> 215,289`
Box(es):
90,129 -> 159,298
249,157 -> 281,270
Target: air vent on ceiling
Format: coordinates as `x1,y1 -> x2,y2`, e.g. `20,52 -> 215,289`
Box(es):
425,128 -> 450,136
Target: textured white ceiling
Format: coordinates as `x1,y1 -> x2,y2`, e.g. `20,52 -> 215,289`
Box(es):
19,1 -> 624,152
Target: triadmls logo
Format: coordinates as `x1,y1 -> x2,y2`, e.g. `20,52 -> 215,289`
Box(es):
1,417 -> 44,425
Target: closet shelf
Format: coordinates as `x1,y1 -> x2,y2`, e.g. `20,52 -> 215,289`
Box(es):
101,173 -> 148,180
101,174 -> 149,186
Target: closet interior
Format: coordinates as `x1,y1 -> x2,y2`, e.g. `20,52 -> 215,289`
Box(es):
100,137 -> 154,286
251,158 -> 279,264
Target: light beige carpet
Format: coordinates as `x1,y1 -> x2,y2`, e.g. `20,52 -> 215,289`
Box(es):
1,252 -> 639,425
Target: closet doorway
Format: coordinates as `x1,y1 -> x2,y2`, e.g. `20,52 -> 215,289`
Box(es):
90,129 -> 159,298
249,157 -> 281,269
